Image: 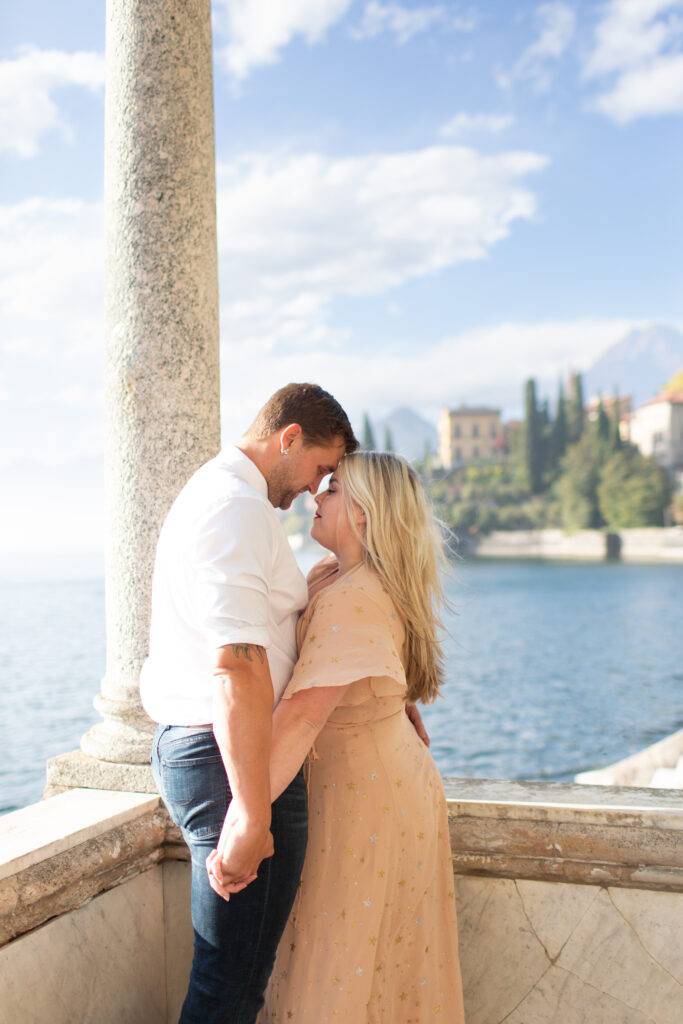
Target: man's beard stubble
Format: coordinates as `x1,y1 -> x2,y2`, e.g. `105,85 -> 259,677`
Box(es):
267,459 -> 298,510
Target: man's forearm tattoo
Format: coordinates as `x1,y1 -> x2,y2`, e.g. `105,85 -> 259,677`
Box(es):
231,644 -> 266,664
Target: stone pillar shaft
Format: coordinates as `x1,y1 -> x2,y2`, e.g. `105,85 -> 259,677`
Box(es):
81,0 -> 220,767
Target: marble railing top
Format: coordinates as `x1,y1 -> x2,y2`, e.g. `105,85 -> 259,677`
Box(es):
0,789 -> 162,881
444,776 -> 683,893
443,776 -> 683,822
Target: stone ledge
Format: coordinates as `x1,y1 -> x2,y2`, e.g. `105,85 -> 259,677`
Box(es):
46,749 -> 157,795
576,728 -> 683,787
0,789 -> 168,947
445,777 -> 683,892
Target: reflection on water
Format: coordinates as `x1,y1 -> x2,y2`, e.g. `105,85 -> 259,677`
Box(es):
1,558 -> 681,814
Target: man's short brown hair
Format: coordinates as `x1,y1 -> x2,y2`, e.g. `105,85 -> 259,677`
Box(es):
249,383 -> 358,454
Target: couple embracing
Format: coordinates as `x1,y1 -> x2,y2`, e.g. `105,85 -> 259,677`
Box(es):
142,383 -> 465,1023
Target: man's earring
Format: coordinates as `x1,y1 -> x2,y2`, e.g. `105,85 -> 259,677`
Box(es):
281,447 -> 290,456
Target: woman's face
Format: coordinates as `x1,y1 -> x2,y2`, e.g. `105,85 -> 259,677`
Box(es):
311,473 -> 364,554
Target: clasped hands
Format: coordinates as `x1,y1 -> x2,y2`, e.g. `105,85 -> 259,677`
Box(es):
206,799 -> 274,902
206,706 -> 429,901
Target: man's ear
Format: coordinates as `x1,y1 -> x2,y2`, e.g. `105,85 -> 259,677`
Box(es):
279,423 -> 303,452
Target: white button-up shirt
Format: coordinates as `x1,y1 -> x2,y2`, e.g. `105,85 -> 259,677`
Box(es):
140,446 -> 308,725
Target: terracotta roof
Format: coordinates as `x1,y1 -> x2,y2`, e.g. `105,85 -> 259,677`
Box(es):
641,391 -> 683,407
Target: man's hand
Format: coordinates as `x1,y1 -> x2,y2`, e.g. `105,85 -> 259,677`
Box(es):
208,643 -> 275,901
206,800 -> 274,901
406,702 -> 430,746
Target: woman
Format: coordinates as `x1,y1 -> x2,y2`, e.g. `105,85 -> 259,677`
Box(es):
258,452 -> 465,1021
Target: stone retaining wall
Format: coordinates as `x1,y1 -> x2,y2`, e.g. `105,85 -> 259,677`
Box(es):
470,526 -> 683,562
1,781 -> 682,1023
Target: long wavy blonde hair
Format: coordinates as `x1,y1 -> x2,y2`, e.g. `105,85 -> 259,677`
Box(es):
336,451 -> 447,704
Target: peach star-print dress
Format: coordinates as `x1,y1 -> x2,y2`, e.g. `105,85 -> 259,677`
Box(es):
258,559 -> 465,1024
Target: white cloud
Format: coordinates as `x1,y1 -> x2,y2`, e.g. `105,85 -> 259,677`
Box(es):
217,316 -> 651,443
583,0 -> 683,122
439,112 -> 515,139
0,47 -> 104,157
216,144 -> 548,353
215,0 -> 354,79
594,52 -> 683,119
0,197 -> 104,357
500,2 -> 576,92
0,197 -> 104,465
351,2 -> 476,45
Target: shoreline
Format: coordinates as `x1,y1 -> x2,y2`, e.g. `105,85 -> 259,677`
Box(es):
460,526 -> 683,564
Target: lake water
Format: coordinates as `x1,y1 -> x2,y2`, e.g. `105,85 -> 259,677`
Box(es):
1,560 -> 681,815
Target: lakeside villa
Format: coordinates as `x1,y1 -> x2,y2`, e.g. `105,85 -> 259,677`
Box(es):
1,3 -> 682,1022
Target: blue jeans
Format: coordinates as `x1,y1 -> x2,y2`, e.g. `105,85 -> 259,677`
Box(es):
152,725 -> 308,1024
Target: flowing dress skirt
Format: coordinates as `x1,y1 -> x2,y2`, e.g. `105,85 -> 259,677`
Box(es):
260,685 -> 465,1023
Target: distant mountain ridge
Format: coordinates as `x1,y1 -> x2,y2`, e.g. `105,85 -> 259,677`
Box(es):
583,325 -> 683,409
367,407 -> 438,462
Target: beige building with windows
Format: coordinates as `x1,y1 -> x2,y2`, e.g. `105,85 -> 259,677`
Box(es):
625,390 -> 683,471
438,406 -> 502,468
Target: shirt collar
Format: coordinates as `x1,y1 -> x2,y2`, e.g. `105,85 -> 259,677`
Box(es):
219,445 -> 270,501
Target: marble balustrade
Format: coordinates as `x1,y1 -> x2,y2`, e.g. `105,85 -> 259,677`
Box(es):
1,779 -> 682,1024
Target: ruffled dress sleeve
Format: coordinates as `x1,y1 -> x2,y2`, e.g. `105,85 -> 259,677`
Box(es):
282,567 -> 406,703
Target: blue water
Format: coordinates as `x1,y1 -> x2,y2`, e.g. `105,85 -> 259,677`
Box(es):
1,560 -> 681,815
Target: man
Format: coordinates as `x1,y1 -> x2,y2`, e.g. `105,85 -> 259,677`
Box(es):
142,383 -> 357,1024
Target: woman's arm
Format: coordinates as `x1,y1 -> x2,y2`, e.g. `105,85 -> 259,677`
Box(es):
269,683 -> 351,802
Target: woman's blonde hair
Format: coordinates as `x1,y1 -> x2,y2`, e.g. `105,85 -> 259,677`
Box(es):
337,451 -> 447,704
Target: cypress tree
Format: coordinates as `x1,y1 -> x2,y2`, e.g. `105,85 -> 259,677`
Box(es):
611,393 -> 623,451
550,379 -> 567,468
567,372 -> 585,444
383,427 -> 394,453
361,413 -> 377,451
524,378 -> 543,494
596,396 -> 610,442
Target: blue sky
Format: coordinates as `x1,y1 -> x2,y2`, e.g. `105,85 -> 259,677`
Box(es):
1,1 -> 682,552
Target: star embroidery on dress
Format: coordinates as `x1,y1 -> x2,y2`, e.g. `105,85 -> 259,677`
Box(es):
363,898 -> 372,907
355,967 -> 363,975
354,605 -> 364,613
369,833 -> 379,843
331,624 -> 340,632
370,772 -> 378,780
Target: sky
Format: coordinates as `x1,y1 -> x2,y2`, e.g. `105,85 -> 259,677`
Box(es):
1,0 -> 682,552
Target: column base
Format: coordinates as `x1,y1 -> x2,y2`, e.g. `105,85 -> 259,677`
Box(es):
45,749 -> 157,797
80,692 -> 157,764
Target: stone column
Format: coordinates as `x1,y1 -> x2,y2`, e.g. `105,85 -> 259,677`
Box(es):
47,0 -> 220,793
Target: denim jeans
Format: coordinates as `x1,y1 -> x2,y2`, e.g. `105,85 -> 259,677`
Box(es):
152,724 -> 308,1024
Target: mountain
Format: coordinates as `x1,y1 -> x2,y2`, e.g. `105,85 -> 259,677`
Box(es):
371,407 -> 438,462
583,325 -> 683,409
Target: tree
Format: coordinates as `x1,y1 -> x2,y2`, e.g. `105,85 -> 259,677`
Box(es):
566,372 -> 585,444
383,427 -> 394,452
361,413 -> 376,451
610,392 -> 623,451
598,447 -> 672,527
524,378 -> 543,494
595,396 -> 610,443
555,432 -> 604,529
549,379 -> 567,469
